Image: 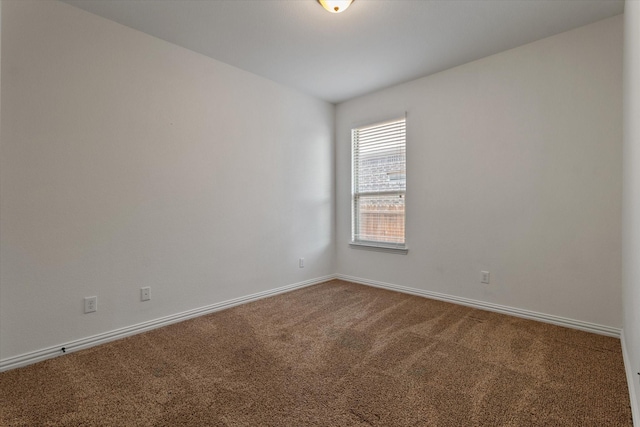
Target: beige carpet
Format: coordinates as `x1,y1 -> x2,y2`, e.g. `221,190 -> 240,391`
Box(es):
0,280 -> 632,426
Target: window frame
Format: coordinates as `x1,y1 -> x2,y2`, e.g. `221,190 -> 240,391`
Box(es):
350,116 -> 408,254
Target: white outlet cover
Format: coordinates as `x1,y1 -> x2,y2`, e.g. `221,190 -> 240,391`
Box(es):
84,296 -> 97,313
481,271 -> 490,284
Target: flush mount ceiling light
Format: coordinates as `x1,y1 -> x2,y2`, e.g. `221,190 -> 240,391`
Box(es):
318,0 -> 354,14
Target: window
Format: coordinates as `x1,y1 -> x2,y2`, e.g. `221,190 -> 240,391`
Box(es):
352,117 -> 406,250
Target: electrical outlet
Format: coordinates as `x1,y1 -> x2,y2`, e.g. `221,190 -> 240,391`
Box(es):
84,296 -> 97,313
299,258 -> 305,268
481,271 -> 490,284
141,287 -> 150,301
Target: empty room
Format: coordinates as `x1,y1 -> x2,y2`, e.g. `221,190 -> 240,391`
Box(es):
1,0 -> 640,425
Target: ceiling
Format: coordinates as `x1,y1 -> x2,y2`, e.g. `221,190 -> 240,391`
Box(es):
61,0 -> 624,104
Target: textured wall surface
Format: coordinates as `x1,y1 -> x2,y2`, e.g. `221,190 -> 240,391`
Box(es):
623,0 -> 640,421
336,16 -> 623,329
0,0 -> 335,360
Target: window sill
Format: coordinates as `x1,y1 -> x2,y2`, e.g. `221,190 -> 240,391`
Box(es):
349,242 -> 408,254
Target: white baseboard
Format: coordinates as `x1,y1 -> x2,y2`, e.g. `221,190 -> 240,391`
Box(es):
622,330 -> 639,426
336,274 -> 621,337
1,273 -> 622,373
0,274 -> 336,372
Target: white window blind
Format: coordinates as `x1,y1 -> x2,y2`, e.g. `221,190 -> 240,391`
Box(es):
352,117 -> 406,249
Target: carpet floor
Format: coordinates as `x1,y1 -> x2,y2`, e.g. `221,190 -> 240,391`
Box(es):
0,279 -> 632,426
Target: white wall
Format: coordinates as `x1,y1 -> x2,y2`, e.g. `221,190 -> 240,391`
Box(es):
0,0 -> 335,361
0,0 -> 627,377
0,0 -> 3,360
336,16 -> 623,329
623,0 -> 640,420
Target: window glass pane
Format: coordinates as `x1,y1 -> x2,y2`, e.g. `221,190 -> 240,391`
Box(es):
355,152 -> 406,194
352,117 -> 406,247
355,194 -> 405,244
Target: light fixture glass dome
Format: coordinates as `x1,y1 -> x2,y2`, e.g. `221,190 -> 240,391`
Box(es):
318,0 -> 354,14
